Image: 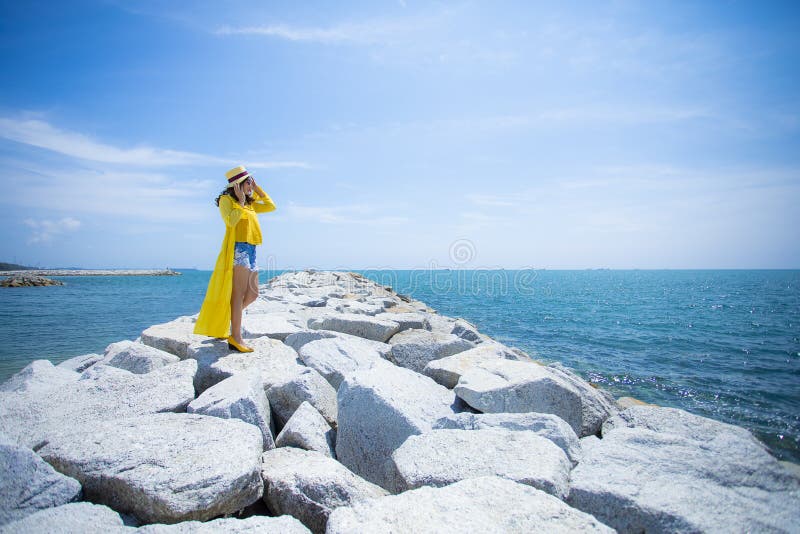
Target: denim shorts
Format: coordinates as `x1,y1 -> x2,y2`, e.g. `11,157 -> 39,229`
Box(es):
233,242 -> 257,271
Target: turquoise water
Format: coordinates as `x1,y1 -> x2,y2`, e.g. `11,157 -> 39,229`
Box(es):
1,269 -> 798,463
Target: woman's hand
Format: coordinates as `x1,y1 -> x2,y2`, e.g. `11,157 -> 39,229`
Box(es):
232,181 -> 246,205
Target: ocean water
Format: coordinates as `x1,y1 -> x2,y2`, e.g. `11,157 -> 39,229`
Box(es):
1,269 -> 798,463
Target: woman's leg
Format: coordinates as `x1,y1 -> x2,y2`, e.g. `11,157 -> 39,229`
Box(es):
230,264 -> 251,344
243,270 -> 259,309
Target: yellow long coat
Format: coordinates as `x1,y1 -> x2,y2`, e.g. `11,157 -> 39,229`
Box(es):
193,191 -> 276,338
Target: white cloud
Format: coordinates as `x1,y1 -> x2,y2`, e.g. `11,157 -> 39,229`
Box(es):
24,217 -> 81,244
464,193 -> 519,207
284,201 -> 409,225
0,116 -> 312,169
214,17 -> 423,45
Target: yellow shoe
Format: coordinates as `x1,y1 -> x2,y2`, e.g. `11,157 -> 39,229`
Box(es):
227,336 -> 254,353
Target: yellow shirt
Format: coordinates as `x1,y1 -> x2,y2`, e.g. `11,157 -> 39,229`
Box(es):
193,189 -> 277,338
218,191 -> 277,245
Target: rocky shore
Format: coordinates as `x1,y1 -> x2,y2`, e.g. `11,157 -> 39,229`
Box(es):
0,270 -> 797,532
0,269 -> 181,277
0,274 -> 64,287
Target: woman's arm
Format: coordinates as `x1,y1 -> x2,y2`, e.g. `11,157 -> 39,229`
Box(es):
252,184 -> 277,213
218,195 -> 244,227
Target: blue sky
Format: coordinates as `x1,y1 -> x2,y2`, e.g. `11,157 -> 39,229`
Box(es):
0,0 -> 798,269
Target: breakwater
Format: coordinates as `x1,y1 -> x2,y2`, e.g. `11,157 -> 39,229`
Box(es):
0,270 -> 797,532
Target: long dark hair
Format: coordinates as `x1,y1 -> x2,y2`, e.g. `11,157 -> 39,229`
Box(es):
214,187 -> 253,207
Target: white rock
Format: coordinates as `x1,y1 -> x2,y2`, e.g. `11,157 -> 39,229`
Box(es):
38,413 -> 264,524
387,329 -> 474,373
135,515 -> 310,533
326,476 -> 614,533
0,359 -> 79,394
0,502 -> 127,534
335,364 -> 460,491
56,353 -> 104,373
140,317 -> 209,359
450,318 -> 482,343
432,412 -> 582,465
261,448 -> 388,533
308,312 -> 400,342
284,329 -> 391,358
390,429 -> 571,498
568,409 -> 800,533
275,401 -> 336,458
0,432 -> 82,525
423,343 -> 528,388
242,314 -> 303,340
188,372 -> 275,450
297,336 -> 387,389
267,367 -> 338,428
101,340 -> 180,374
0,360 -> 197,450
454,359 -> 585,436
547,362 -> 617,436
326,298 -> 384,316
373,312 -> 431,332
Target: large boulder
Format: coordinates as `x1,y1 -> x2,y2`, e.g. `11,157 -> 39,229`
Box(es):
308,312 -> 400,342
423,343 -> 528,389
275,401 -> 336,458
186,336 -> 301,393
326,476 -> 613,533
390,429 -> 571,498
187,372 -> 275,450
568,406 -> 800,533
0,432 -> 82,526
0,359 -> 79,393
56,353 -> 104,373
454,359 -> 585,436
387,329 -> 474,373
101,340 -> 181,374
135,515 -> 310,533
140,316 -> 208,359
37,413 -> 264,524
261,448 -> 388,533
0,502 -> 127,534
0,360 -> 197,449
433,412 -> 582,465
296,336 -> 387,389
267,367 -> 338,429
326,297 -> 384,316
242,313 -> 303,340
284,329 -> 391,358
335,363 -> 461,491
372,312 -> 430,332
547,362 -> 617,436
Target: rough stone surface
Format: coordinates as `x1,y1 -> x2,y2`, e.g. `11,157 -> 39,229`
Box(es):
187,336 -> 301,393
0,432 -> 82,525
0,502 -> 127,534
297,336 -> 387,389
433,412 -> 582,465
267,367 -> 338,428
450,318 -> 482,343
101,340 -> 181,374
0,359 -> 79,393
275,401 -> 336,458
372,312 -> 430,332
135,515 -> 310,533
326,476 -> 614,533
37,413 -> 264,524
261,448 -> 388,534
423,343 -> 528,389
140,316 -> 208,359
242,313 -> 303,340
387,329 -> 475,373
547,362 -> 617,436
56,353 -> 104,373
391,429 -> 571,498
335,363 -> 461,491
308,312 -> 400,342
187,372 -> 275,450
568,408 -> 800,533
0,360 -> 197,449
284,329 -> 391,358
454,359 -> 588,436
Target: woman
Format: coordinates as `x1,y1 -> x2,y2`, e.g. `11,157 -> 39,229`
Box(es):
193,165 -> 276,352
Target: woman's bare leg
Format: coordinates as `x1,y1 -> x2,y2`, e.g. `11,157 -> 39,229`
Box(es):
230,265 -> 250,345
243,270 -> 259,309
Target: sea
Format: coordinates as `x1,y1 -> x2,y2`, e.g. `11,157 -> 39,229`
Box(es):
1,269 -> 798,463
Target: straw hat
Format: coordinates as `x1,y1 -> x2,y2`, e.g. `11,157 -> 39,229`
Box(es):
225,165 -> 252,188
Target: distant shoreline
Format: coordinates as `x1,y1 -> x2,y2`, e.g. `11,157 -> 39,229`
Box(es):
0,269 -> 181,277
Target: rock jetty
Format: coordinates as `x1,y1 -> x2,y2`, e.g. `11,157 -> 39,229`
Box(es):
1,274 -> 64,287
0,270 -> 798,533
